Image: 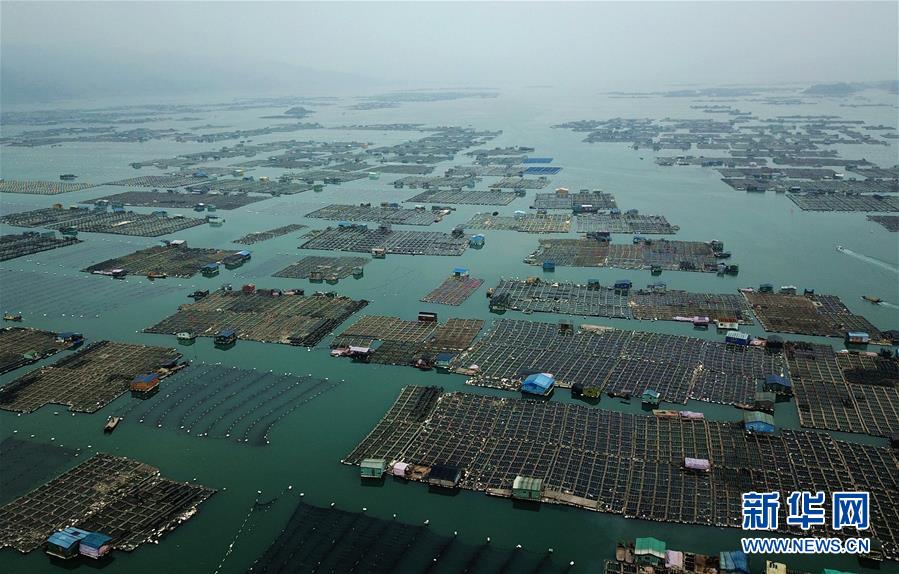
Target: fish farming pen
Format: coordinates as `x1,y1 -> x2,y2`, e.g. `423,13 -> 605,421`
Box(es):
0,180 -> 96,195
0,341 -> 182,414
366,163 -> 435,174
465,213 -> 571,233
0,207 -> 206,237
421,275 -> 484,306
273,255 -> 370,280
190,178 -> 312,196
787,342 -> 899,438
305,204 -> 445,226
786,192 -> 899,212
525,239 -> 725,273
0,328 -> 81,375
289,169 -> 367,184
246,498 -> 567,574
299,225 -> 470,256
743,291 -> 886,343
393,175 -> 479,189
104,174 -> 210,188
0,232 -> 81,262
82,244 -> 238,278
345,386 -> 899,561
0,438 -> 78,505
118,364 -> 341,446
234,224 -> 306,245
451,319 -> 783,406
145,288 -> 368,347
404,188 -> 518,206
533,190 -> 617,211
490,176 -> 550,190
90,190 -> 270,210
868,215 -> 899,231
332,315 -> 484,367
576,214 -> 679,235
523,166 -> 562,175
0,453 -> 214,554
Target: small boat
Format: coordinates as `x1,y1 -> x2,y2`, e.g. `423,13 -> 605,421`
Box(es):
147,271 -> 168,279
104,416 -> 122,433
3,313 -> 23,322
863,295 -> 882,304
176,331 -> 197,341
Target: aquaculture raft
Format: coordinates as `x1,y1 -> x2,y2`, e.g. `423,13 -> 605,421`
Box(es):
466,213 -> 571,233
576,213 -> 678,234
743,291 -> 886,343
533,190 -> 617,211
0,180 -> 96,195
0,328 -> 80,375
90,190 -> 269,210
0,341 -> 182,414
273,256 -> 369,280
234,224 -> 306,245
421,275 -> 484,306
299,225 -> 469,256
526,239 -> 725,272
404,189 -> 518,206
82,244 -> 237,278
145,288 -> 368,347
306,204 -> 443,226
1,207 -> 206,237
452,319 -> 781,406
0,232 -> 81,262
787,192 -> 899,212
867,215 -> 899,231
118,363 -> 341,446
0,453 -> 214,554
344,386 -> 899,561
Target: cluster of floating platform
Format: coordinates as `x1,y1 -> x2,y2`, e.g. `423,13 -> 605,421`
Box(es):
787,343 -> 898,438
0,180 -> 96,195
1,206 -> 206,237
526,239 -> 728,273
0,328 -> 82,375
331,315 -> 484,368
488,279 -> 753,324
0,232 -> 81,262
273,255 -> 369,281
404,188 -> 518,206
90,190 -> 268,210
452,319 -> 783,406
247,499 -> 566,574
305,203 -> 446,226
300,225 -> 470,256
743,290 -> 887,343
533,190 -> 618,211
490,176 -> 550,189
234,224 -> 306,245
787,192 -> 899,212
465,212 -> 571,233
345,386 -> 899,561
119,363 -> 341,446
145,287 -> 368,346
105,174 -> 210,188
576,214 -> 679,234
0,341 -> 182,413
868,214 -> 899,231
82,244 -> 238,278
421,274 -> 484,306
0,452 -> 214,554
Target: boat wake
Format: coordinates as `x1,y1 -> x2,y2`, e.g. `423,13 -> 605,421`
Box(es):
836,245 -> 899,274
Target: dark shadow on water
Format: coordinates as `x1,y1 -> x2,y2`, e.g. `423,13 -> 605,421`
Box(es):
48,554 -> 116,570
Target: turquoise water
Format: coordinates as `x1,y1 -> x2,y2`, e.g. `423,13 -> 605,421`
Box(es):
1,88 -> 897,573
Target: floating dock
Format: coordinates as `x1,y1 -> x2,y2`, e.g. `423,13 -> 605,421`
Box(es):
273,255 -> 370,280
421,275 -> 484,306
452,319 -> 783,406
145,288 -> 368,347
234,224 -> 307,245
0,232 -> 81,262
1,207 -> 206,237
82,244 -> 238,278
344,386 -> 899,561
0,453 -> 214,554
0,341 -> 182,414
119,363 -> 341,446
300,225 -> 469,256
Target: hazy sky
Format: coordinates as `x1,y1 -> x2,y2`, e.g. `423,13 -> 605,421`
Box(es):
2,1 -> 897,100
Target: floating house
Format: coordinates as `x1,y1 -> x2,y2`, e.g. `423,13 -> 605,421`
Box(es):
764,374 -> 792,396
521,373 -> 555,396
846,331 -> 870,344
635,537 -> 666,567
754,391 -> 777,413
371,247 -> 386,258
743,411 -> 775,434
725,331 -> 751,346
613,279 -> 632,291
201,262 -> 220,277
46,528 -> 91,559
214,328 -> 237,346
130,373 -> 160,393
418,311 -> 438,323
684,457 -> 711,472
360,458 -> 387,479
428,464 -> 462,488
765,561 -> 787,574
641,389 -> 661,407
469,234 -> 485,248
392,462 -> 409,478
79,532 -> 113,559
511,475 -> 543,501
434,352 -> 455,370
542,260 -> 555,271
720,550 -> 750,574
453,267 -> 469,277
